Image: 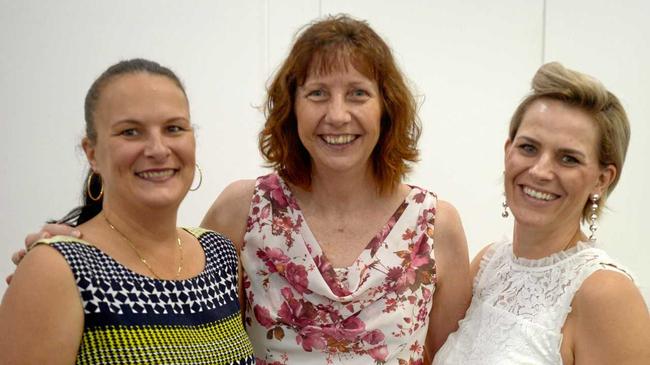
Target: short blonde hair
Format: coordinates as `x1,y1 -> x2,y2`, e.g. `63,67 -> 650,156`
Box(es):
509,62 -> 630,220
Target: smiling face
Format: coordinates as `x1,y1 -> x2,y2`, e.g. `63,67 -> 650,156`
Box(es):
83,72 -> 195,211
294,65 -> 382,176
504,98 -> 616,232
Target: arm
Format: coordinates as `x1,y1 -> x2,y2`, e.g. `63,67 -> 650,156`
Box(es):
200,179 -> 256,314
6,224 -> 80,284
572,270 -> 650,365
423,200 -> 471,361
0,245 -> 83,364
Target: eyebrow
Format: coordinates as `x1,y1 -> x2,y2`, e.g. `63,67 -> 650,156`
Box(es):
516,136 -> 587,158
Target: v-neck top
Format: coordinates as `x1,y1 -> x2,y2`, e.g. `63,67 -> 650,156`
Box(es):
241,173 -> 438,364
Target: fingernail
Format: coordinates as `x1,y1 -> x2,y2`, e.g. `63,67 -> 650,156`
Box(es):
72,230 -> 81,238
42,232 -> 51,239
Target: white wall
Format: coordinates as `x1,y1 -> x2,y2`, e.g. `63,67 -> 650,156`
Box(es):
1,0 -> 648,303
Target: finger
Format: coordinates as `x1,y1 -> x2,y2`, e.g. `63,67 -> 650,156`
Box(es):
41,223 -> 81,238
5,273 -> 14,285
11,249 -> 26,265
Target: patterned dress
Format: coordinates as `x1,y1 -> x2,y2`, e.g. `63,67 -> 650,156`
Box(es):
434,240 -> 632,364
242,174 -> 438,365
35,227 -> 255,365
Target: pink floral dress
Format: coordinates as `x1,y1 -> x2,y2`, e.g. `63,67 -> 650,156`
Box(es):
242,174 -> 438,365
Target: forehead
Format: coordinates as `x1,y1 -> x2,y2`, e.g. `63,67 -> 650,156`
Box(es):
305,47 -> 376,82
518,98 -> 599,154
95,73 -> 188,120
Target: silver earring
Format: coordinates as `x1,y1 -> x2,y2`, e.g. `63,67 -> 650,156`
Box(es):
588,194 -> 600,241
189,163 -> 203,191
501,198 -> 509,218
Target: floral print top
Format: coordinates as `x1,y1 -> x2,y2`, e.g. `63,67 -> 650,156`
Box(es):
242,174 -> 438,365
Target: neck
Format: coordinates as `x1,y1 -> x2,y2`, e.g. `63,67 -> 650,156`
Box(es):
305,165 -> 383,213
101,198 -> 179,244
512,220 -> 586,259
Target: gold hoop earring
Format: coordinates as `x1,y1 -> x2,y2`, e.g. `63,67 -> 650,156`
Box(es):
87,172 -> 103,201
189,164 -> 203,191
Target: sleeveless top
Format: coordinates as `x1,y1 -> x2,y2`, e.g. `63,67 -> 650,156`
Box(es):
434,240 -> 631,365
36,227 -> 255,365
241,173 -> 438,364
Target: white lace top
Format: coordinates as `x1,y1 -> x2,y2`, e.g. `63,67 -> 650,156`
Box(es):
433,240 -> 631,365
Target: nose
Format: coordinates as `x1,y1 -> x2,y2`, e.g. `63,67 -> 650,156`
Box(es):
325,95 -> 352,126
144,132 -> 171,160
529,153 -> 554,181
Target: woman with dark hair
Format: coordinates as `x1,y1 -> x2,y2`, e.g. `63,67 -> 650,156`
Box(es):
433,63 -> 650,364
0,59 -> 254,364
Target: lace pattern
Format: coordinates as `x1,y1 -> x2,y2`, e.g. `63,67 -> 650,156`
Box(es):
434,240 -> 631,365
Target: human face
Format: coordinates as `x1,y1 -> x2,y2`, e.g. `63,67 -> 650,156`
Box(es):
294,65 -> 382,176
504,98 -> 615,231
83,72 -> 195,211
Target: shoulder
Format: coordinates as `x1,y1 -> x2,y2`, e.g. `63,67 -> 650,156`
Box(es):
432,199 -> 465,247
469,243 -> 497,279
431,199 -> 469,274
571,269 -> 650,362
0,243 -> 83,363
201,179 -> 256,250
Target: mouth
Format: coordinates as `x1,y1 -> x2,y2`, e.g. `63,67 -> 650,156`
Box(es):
320,134 -> 359,146
522,186 -> 559,201
135,168 -> 178,181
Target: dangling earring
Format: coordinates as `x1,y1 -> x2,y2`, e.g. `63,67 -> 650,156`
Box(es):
501,197 -> 509,218
189,163 -> 203,191
588,194 -> 600,241
87,171 -> 103,201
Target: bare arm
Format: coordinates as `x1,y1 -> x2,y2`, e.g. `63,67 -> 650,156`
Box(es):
423,200 -> 471,361
200,179 -> 256,314
572,270 -> 650,365
0,245 -> 83,364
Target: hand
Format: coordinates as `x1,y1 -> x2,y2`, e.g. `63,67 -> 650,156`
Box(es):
5,224 -> 80,284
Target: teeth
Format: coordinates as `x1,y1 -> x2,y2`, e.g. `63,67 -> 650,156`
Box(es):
523,186 -> 557,201
138,170 -> 175,180
322,135 -> 356,145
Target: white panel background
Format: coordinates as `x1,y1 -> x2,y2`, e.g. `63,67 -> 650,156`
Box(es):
1,0 -> 647,304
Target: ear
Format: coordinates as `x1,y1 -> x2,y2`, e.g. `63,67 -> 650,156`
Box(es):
504,139 -> 513,163
82,137 -> 98,172
593,164 -> 617,196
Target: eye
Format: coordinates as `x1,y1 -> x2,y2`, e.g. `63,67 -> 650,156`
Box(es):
119,128 -> 139,137
560,155 -> 580,165
351,89 -> 369,97
517,143 -> 536,155
306,89 -> 327,100
167,125 -> 185,133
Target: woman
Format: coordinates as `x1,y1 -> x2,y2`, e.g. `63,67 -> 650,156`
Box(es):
15,15 -> 470,364
201,15 -> 470,364
0,59 -> 255,364
433,62 -> 650,364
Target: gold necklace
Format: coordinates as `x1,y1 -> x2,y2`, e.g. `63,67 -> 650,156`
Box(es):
103,213 -> 183,280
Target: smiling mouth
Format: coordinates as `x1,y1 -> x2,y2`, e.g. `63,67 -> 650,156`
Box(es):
522,186 -> 559,201
136,169 -> 177,181
321,134 -> 358,145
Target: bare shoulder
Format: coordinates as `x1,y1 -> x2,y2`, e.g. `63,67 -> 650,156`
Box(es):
433,200 -> 464,245
0,243 -> 83,363
572,269 -> 650,364
200,179 -> 256,250
470,243 -> 495,279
